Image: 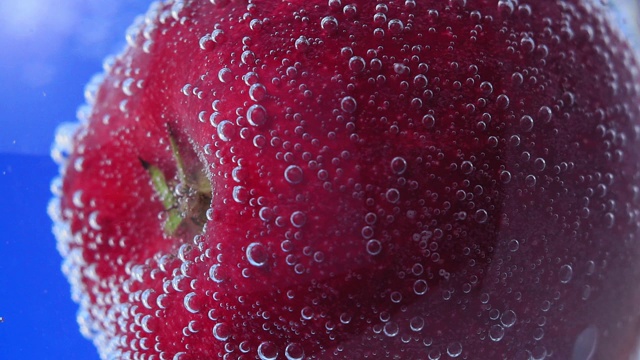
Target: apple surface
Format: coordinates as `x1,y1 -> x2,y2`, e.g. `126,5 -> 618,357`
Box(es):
50,0 -> 640,359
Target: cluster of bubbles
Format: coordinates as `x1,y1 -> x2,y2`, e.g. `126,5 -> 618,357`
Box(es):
48,0 -> 640,359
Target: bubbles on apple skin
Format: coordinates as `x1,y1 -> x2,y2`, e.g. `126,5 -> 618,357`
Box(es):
50,0 -> 640,359
246,242 -> 268,267
257,341 -> 278,360
559,264 -> 574,284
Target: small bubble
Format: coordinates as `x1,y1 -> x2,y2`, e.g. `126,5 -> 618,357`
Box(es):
538,106 -> 552,123
521,36 -> 536,53
284,165 -> 304,184
209,264 -> 224,283
213,323 -> 231,341
525,174 -> 537,187
348,56 -> 366,73
413,74 -> 428,89
508,239 -> 520,252
290,211 -> 307,228
501,310 -> 517,327
183,292 -> 201,314
366,239 -> 382,255
500,170 -> 511,184
340,96 -> 357,113
259,207 -> 274,222
388,19 -> 404,34
321,16 -> 339,33
88,211 -> 101,230
241,50 -> 255,65
247,104 -> 267,126
480,81 -> 493,95
461,160 -> 474,174
121,78 -> 136,96
559,264 -> 573,283
422,114 -> 436,128
285,343 -> 305,360
496,94 -> 510,109
199,34 -> 213,50
249,83 -> 267,101
258,341 -> 278,360
447,342 -> 463,358
343,4 -> 357,18
384,321 -> 399,337
489,324 -> 505,341
385,188 -> 400,203
475,209 -> 488,223
217,120 -> 235,141
246,242 -> 268,267
218,67 -> 232,83
520,115 -> 534,132
413,279 -> 428,295
232,185 -> 248,203
211,29 -> 226,43
390,157 -> 407,175
294,36 -> 309,51
410,316 -> 424,331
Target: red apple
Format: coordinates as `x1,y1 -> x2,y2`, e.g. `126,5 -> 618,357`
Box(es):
50,0 -> 640,359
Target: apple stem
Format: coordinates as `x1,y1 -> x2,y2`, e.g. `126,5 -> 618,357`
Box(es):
139,158 -> 183,234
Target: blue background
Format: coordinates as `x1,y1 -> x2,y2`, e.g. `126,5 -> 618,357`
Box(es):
0,1 -> 637,360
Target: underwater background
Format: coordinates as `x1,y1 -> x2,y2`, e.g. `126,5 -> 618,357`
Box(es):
0,1 -> 637,359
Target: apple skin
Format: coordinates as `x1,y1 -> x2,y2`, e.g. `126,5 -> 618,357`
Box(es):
49,0 -> 640,359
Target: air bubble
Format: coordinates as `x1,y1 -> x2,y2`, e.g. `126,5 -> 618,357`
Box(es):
501,310 -> 517,327
348,56 -> 366,73
390,157 -> 407,175
384,321 -> 399,337
410,316 -> 425,331
388,19 -> 404,34
217,120 -> 235,141
475,209 -> 488,223
232,185 -> 248,203
247,104 -> 267,126
413,74 -> 428,89
294,36 -> 309,51
258,341 -> 278,360
489,324 -> 505,341
88,211 -> 101,230
249,83 -> 267,101
508,239 -> 520,252
211,29 -> 226,43
218,67 -> 232,83
538,106 -> 552,123
291,211 -> 307,228
246,242 -> 268,267
340,96 -> 357,113
321,16 -> 339,33
183,292 -> 200,314
285,343 -> 304,360
241,50 -> 255,65
496,94 -> 510,109
480,81 -> 493,95
413,279 -> 428,295
422,114 -> 436,128
520,115 -> 534,132
559,264 -> 573,283
209,264 -> 224,283
385,188 -> 400,203
366,239 -> 382,255
122,78 -> 136,96
284,165 -> 304,184
213,322 -> 231,341
447,342 -> 463,358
